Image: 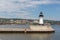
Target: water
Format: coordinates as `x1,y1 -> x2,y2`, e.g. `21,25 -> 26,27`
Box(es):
0,25 -> 60,40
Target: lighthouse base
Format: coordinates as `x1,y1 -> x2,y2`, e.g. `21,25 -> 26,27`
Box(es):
29,24 -> 55,32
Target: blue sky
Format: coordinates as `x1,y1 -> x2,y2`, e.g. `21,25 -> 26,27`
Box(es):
0,0 -> 60,21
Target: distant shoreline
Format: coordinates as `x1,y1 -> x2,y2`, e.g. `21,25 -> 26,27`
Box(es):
0,18 -> 60,25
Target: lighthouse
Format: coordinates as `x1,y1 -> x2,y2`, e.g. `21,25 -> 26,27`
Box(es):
30,12 -> 55,32
39,12 -> 44,25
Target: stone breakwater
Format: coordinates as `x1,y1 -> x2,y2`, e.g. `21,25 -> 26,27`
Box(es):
0,27 -> 55,33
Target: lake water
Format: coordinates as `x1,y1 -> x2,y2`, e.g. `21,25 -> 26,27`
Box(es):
0,24 -> 60,40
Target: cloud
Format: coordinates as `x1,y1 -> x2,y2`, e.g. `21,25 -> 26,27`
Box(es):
0,0 -> 60,19
30,0 -> 60,5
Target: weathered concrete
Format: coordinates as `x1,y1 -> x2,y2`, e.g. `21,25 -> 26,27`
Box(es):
0,28 -> 55,33
30,25 -> 55,32
0,24 -> 55,33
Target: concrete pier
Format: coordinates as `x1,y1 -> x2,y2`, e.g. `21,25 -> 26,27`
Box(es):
0,28 -> 55,33
29,24 -> 55,33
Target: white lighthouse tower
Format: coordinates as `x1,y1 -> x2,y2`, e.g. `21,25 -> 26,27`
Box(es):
39,12 -> 44,25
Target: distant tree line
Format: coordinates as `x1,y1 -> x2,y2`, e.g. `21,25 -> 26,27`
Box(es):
44,20 -> 60,25
0,18 -> 60,25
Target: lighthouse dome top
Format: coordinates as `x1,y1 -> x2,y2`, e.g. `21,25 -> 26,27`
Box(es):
39,12 -> 44,17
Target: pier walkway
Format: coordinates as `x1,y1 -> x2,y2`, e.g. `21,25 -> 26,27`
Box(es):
0,28 -> 55,33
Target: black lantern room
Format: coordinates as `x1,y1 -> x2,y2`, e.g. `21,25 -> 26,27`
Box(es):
39,12 -> 44,17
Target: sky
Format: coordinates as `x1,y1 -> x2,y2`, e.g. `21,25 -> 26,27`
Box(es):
0,0 -> 60,21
